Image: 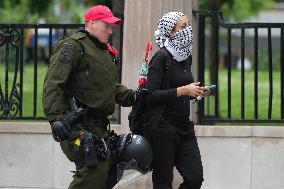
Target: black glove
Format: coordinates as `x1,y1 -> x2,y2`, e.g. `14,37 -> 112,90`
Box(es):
50,120 -> 71,142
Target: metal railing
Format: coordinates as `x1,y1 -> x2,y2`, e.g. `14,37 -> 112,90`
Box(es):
0,24 -> 123,122
194,11 -> 284,124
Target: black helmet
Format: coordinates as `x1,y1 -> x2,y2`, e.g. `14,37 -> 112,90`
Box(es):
115,133 -> 153,174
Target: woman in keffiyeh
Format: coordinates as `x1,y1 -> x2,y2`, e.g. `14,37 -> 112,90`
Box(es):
144,12 -> 211,189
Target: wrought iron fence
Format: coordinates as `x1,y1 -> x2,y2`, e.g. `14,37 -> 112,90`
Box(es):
0,24 -> 123,122
194,11 -> 284,124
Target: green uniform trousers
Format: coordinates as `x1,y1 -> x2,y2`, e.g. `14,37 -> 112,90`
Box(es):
69,160 -> 110,189
60,127 -> 117,189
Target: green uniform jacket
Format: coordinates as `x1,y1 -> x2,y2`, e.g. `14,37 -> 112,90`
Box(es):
42,31 -> 135,121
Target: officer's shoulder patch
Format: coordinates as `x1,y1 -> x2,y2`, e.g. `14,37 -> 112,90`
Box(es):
59,40 -> 77,64
59,42 -> 73,64
58,38 -> 84,64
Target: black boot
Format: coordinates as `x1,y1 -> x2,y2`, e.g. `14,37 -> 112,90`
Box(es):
178,180 -> 203,189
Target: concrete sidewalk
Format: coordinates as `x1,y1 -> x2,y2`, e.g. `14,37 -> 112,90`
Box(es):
0,170 -> 146,189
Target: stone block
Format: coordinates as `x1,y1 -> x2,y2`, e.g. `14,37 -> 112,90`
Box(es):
252,138 -> 284,189
198,137 -> 251,189
0,133 -> 53,188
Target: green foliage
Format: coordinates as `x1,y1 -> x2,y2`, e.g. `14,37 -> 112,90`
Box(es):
47,0 -> 86,23
200,0 -> 275,21
221,0 -> 275,21
56,0 -> 112,23
28,0 -> 53,14
199,0 -> 207,10
0,0 -> 40,23
85,0 -> 112,7
0,0 -> 112,23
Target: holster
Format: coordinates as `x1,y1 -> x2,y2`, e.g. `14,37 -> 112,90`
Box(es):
73,117 -> 110,169
82,132 -> 99,168
73,130 -> 109,170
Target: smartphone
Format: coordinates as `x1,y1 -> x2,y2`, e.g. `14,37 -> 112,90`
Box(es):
206,84 -> 216,90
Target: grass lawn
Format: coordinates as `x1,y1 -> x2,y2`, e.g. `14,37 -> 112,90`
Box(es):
23,63 -> 48,118
0,63 -> 48,118
204,68 -> 282,120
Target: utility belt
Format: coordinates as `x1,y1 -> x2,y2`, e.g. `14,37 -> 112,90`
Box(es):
62,98 -> 115,169
70,115 -> 110,132
63,98 -> 109,130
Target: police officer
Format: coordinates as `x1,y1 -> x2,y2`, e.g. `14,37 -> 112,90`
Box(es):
42,5 -> 135,189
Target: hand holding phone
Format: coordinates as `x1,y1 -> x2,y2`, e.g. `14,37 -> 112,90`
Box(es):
196,84 -> 216,100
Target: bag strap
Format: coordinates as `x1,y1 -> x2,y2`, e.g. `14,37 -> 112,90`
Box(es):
148,49 -> 172,137
161,48 -> 172,90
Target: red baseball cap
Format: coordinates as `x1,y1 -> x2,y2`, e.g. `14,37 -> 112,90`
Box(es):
83,5 -> 122,24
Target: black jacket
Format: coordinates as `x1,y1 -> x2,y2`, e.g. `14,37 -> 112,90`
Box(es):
145,48 -> 195,135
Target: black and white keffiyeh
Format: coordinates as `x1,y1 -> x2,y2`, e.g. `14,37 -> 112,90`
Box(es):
166,26 -> 193,62
155,12 -> 193,62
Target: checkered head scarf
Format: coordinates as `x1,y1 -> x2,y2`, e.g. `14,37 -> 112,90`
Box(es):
155,12 -> 193,62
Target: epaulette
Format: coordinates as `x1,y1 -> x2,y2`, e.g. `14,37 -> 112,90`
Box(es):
70,31 -> 88,40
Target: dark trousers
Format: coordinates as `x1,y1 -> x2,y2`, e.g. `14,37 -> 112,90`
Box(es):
151,119 -> 204,189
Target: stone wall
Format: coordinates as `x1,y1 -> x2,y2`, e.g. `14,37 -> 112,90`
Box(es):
0,123 -> 283,189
